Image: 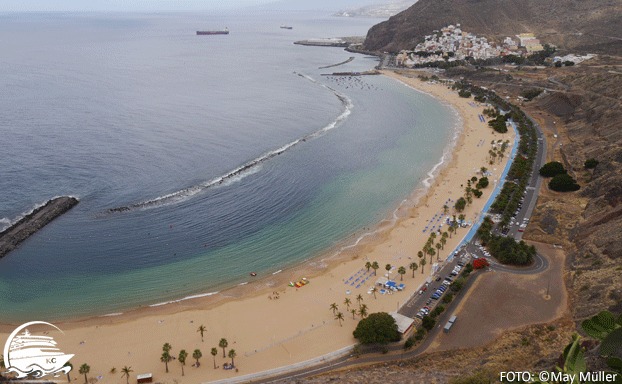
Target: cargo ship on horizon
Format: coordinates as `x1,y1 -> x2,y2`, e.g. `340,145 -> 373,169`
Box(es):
197,28 -> 229,35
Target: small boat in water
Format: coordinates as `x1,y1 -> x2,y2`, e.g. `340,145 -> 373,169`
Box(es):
250,272 -> 257,277
280,25 -> 293,29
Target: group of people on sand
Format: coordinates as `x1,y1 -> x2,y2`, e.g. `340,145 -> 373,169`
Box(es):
268,291 -> 281,300
223,363 -> 238,372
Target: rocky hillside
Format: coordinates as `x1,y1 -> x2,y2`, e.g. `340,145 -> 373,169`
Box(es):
362,0 -> 622,53
528,65 -> 622,320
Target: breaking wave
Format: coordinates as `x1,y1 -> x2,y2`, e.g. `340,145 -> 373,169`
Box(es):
104,73 -> 352,214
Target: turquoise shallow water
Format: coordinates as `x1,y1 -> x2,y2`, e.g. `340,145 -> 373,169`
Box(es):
0,11 -> 456,322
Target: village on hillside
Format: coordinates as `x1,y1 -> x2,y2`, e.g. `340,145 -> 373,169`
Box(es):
395,24 -> 595,67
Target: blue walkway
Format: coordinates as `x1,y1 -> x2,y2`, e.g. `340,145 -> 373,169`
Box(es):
448,121 -> 519,261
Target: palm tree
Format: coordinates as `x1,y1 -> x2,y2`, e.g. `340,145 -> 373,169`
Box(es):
442,231 -> 449,240
335,312 -> 344,327
398,266 -> 406,281
358,304 -> 368,318
194,349 -> 203,367
161,351 -> 172,373
448,225 -> 454,238
330,302 -> 338,315
355,294 -> 363,308
163,343 -> 172,353
443,204 -> 449,215
178,350 -> 187,376
197,325 -> 206,342
480,166 -> 488,175
385,264 -> 392,275
371,261 -> 379,276
430,232 -> 436,240
110,367 -> 117,374
371,286 -> 378,299
121,366 -> 133,384
350,308 -> 357,319
79,363 -> 90,384
409,262 -> 418,277
343,298 -> 351,311
228,349 -> 236,366
63,362 -> 73,382
427,247 -> 435,263
417,250 -> 424,259
219,338 -> 228,358
0,354 -> 4,370
440,237 -> 447,250
458,214 -> 466,224
365,261 -> 372,272
420,258 -> 426,274
436,242 -> 442,253
210,347 -> 217,368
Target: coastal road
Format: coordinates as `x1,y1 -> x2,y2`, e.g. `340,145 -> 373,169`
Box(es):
250,249 -> 549,384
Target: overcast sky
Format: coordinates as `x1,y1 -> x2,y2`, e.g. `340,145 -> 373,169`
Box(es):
0,0 -> 381,12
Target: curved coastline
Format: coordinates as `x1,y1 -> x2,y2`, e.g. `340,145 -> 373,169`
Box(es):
2,75 -> 458,329
0,70 -> 517,384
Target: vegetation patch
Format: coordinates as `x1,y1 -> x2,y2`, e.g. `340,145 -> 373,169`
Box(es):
352,312 -> 400,345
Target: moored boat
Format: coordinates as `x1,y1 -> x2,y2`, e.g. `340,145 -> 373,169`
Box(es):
197,28 -> 229,35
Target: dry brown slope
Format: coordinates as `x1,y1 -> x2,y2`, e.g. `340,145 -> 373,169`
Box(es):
363,0 -> 622,53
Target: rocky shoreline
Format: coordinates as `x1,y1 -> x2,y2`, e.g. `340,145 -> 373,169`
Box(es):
0,196 -> 79,258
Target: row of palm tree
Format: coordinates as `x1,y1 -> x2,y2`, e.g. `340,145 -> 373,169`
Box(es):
195,326 -> 238,367
160,342 -> 228,375
330,301 -> 369,325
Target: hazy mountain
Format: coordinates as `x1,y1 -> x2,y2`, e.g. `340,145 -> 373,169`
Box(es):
334,0 -> 417,18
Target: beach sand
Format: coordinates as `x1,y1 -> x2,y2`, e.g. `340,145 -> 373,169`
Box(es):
0,71 -> 515,384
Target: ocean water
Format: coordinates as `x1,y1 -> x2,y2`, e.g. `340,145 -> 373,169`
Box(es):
0,11 -> 456,322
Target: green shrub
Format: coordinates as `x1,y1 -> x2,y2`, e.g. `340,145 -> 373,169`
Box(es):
430,305 -> 445,318
539,161 -> 567,177
404,337 -> 415,350
584,158 -> 599,169
422,315 -> 436,331
442,293 -> 454,304
522,89 -> 543,101
353,312 -> 400,345
549,173 -> 580,192
476,177 -> 489,189
455,197 -> 467,212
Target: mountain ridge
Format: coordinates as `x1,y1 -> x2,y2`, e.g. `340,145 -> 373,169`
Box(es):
362,0 -> 622,53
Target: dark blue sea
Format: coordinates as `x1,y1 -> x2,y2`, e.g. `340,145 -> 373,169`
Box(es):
0,11 -> 457,322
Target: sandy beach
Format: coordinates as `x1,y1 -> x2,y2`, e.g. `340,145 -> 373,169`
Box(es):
0,71 -> 515,384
